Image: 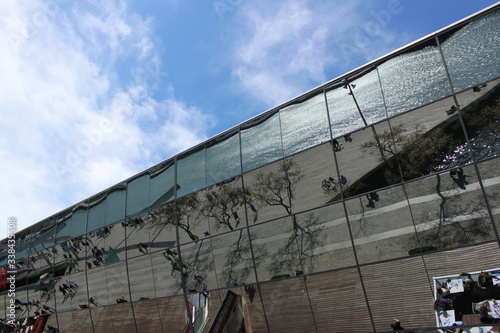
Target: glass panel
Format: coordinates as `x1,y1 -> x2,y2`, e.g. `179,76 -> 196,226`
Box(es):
105,185 -> 127,224
360,257 -> 436,331
458,77 -> 500,162
337,122 -> 402,200
280,92 -> 330,156
260,278 -> 316,333
103,221 -> 126,268
87,265 -> 108,306
241,111 -> 283,172
72,309 -> 93,333
30,218 -> 57,253
378,39 -> 451,117
90,306 -> 114,332
149,202 -> 177,251
180,240 -> 215,292
206,130 -> 241,186
71,204 -> 88,237
405,165 -> 495,251
295,203 -> 355,274
440,8 -> 500,92
149,160 -> 176,208
476,159 -> 500,233
387,96 -> 467,180
125,212 -> 151,260
151,249 -> 182,297
157,296 -> 188,332
346,185 -> 419,264
108,303 -> 135,332
326,82 -> 365,138
133,299 -> 163,333
127,173 -> 150,216
177,148 -> 206,198
290,142 -> 337,213
57,311 -> 78,333
175,193 -> 207,245
88,194 -> 106,233
307,268 -> 373,332
55,211 -> 72,245
348,68 -> 387,125
244,157 -> 303,224
200,177 -> 246,237
211,228 -> 255,288
128,255 -> 156,302
250,217 -> 301,282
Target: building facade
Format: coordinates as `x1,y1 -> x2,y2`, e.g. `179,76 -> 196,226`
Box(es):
1,4 -> 500,332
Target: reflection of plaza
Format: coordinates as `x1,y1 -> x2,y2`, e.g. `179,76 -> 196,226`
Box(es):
1,4 -> 500,333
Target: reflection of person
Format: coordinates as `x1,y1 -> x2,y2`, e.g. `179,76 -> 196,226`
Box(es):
434,299 -> 453,311
436,283 -> 451,298
390,318 -> 405,331
116,296 -> 128,303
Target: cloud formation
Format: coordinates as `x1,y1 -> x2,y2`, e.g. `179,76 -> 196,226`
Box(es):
0,0 -> 212,237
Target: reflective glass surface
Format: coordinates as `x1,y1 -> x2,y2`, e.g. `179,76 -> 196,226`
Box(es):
206,131 -> 241,186
241,111 -> 283,172
177,148 -> 206,198
126,174 -> 150,216
148,161 -> 175,208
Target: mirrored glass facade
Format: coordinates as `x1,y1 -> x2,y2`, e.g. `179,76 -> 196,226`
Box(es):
1,6 -> 500,333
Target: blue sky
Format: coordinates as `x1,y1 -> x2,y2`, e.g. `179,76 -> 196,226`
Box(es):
0,0 -> 498,239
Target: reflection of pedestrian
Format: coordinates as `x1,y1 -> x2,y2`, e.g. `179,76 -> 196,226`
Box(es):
59,285 -> 67,296
390,318 -> 404,332
340,175 -> 347,185
89,297 -> 98,307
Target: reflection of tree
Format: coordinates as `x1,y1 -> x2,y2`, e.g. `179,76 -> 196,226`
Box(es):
253,158 -> 303,216
221,229 -> 257,286
150,194 -> 200,241
417,173 -> 492,249
362,124 -> 457,178
199,180 -> 247,231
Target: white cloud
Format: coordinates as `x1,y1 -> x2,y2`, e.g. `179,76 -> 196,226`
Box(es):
229,0 -> 409,108
0,0 -> 212,239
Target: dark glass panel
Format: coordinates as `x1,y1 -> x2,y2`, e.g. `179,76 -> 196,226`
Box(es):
149,160 -> 175,208
126,173 -> 150,216
56,311 -> 78,333
125,212 -> 150,260
388,97 -> 467,180
476,158 -> 500,234
295,202 -> 355,274
70,203 -> 88,238
440,8 -> 500,92
72,308 -> 93,333
103,221 -> 126,267
30,218 -> 57,253
405,165 -> 495,251
211,228 -> 256,288
360,257 -> 435,331
457,77 -> 500,162
201,177 -> 246,237
241,111 -> 283,173
306,268 -> 373,332
156,296 -> 188,332
177,148 -> 206,198
345,185 -> 419,264
289,142 -> 337,213
133,299 -> 163,333
64,270 -> 87,312
90,306 -> 115,333
151,249 -> 182,297
260,278 -> 316,333
88,194 -> 106,233
336,122 -> 402,200
105,185 -> 126,225
206,130 -> 241,186
280,92 -> 330,157
149,202 -> 177,252
243,157 -> 303,224
108,303 -> 136,332
378,38 -> 451,117
128,256 -> 156,302
54,212 -> 72,245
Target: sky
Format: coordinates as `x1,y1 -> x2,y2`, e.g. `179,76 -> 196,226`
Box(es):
1,0 -> 498,239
